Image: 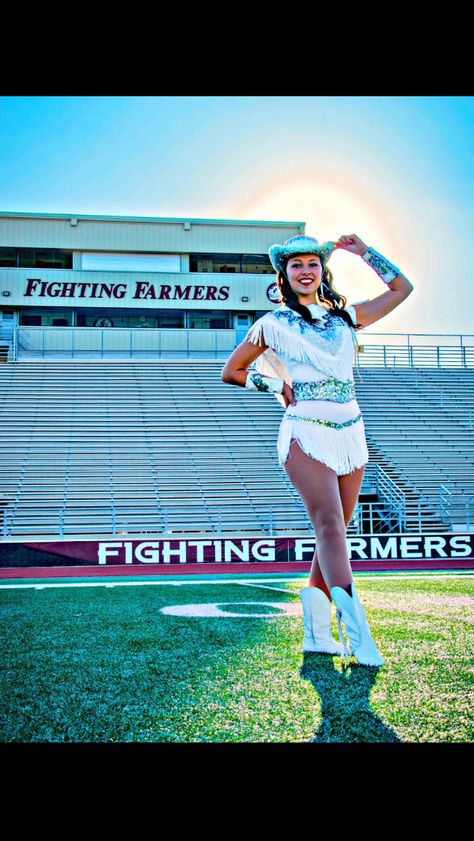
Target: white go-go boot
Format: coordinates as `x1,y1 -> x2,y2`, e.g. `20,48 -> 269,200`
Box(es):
300,586 -> 341,655
330,583 -> 385,667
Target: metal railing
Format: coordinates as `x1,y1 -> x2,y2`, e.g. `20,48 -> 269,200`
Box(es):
439,484 -> 474,529
0,478 -> 409,541
0,499 -> 433,539
366,463 -> 407,530
0,326 -> 17,361
5,480 -> 471,540
17,326 -> 236,359
13,326 -> 474,365
357,342 -> 474,369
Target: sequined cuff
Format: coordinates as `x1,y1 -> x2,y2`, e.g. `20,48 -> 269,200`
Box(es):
361,246 -> 401,284
245,372 -> 284,393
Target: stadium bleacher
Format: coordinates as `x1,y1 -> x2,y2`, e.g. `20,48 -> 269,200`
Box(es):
1,360 -> 472,540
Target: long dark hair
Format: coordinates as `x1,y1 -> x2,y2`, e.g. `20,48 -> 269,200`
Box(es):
276,257 -> 361,330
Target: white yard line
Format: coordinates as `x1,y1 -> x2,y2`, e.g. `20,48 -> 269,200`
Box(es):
0,571 -> 472,591
237,582 -> 294,594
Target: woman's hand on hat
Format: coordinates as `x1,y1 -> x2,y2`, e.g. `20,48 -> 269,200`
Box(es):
282,383 -> 297,408
333,234 -> 368,257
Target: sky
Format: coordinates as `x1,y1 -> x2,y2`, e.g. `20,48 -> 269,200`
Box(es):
0,95 -> 473,336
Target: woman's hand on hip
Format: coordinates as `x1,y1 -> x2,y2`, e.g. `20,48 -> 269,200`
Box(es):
282,383 -> 297,408
334,234 -> 368,257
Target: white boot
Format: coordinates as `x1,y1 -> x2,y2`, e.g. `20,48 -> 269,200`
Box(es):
330,583 -> 385,667
300,586 -> 341,655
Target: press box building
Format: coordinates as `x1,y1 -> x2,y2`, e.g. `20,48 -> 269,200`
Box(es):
0,211 -> 305,359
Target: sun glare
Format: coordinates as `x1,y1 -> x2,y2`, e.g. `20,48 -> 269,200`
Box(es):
241,178 -> 394,247
240,177 -> 401,301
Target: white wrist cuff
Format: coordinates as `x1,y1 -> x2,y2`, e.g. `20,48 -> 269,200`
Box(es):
245,371 -> 284,393
361,246 -> 400,284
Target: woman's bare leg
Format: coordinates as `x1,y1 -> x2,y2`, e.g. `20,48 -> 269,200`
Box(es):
308,460 -> 366,590
283,439 -> 365,594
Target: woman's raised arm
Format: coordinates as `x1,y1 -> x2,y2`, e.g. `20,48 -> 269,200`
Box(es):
335,233 -> 414,329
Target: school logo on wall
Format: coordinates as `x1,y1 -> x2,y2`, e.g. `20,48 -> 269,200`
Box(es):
93,317 -> 114,327
266,282 -> 280,303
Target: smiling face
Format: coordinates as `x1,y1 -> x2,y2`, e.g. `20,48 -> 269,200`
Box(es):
285,253 -> 324,305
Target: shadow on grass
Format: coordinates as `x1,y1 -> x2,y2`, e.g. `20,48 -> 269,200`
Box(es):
300,655 -> 400,743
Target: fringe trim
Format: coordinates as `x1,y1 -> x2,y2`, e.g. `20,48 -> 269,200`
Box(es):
277,415 -> 369,476
350,326 -> 363,384
245,318 -> 290,409
346,303 -> 364,384
245,311 -> 361,394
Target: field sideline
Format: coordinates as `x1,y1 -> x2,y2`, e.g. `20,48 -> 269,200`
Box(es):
1,569 -> 473,590
1,571 -> 472,743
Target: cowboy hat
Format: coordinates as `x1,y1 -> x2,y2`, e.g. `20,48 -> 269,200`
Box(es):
269,235 -> 336,274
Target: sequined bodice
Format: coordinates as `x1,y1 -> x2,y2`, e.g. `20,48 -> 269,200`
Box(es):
243,300 -> 360,412
275,303 -> 356,388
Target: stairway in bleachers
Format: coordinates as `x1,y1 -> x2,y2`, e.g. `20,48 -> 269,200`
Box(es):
1,361 -> 471,539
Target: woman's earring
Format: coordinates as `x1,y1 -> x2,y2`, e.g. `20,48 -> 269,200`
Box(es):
319,280 -> 325,300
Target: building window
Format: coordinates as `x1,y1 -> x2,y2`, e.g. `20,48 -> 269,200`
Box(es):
0,248 -> 73,269
0,248 -> 16,267
189,253 -> 273,274
81,252 -> 181,272
156,312 -> 184,328
190,253 -> 241,273
188,310 -> 232,329
42,250 -> 73,269
241,254 -> 273,274
74,308 -> 186,329
20,308 -> 73,326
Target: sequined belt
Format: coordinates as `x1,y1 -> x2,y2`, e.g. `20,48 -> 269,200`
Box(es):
292,378 -> 356,403
285,413 -> 362,430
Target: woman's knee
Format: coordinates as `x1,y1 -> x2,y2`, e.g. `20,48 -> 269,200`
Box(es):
309,509 -> 346,534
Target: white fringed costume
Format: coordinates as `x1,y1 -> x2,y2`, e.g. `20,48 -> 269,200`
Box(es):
244,302 -> 369,476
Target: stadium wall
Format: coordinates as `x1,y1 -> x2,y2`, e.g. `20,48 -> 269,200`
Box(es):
1,533 -> 473,576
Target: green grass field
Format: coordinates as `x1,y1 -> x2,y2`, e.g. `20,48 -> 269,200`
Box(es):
0,573 -> 472,743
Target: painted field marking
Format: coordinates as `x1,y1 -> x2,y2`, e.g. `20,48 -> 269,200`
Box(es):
159,601 -> 300,618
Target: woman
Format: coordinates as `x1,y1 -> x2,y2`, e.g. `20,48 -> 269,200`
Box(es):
221,233 -> 413,666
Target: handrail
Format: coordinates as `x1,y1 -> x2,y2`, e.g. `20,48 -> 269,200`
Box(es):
364,463 -> 407,530
439,483 -> 474,528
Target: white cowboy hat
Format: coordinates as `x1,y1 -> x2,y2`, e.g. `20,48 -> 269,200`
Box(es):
269,235 -> 335,274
